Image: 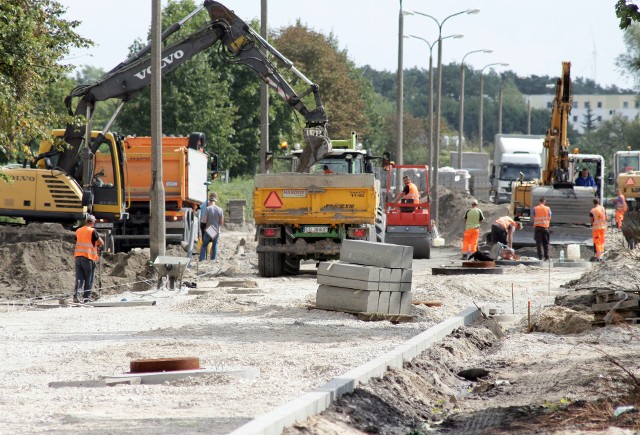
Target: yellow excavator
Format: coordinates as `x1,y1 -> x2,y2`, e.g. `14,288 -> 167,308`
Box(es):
510,61 -> 605,246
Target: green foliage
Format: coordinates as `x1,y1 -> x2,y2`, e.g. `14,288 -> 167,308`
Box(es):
0,0 -> 91,163
209,176 -> 254,219
616,0 -> 640,29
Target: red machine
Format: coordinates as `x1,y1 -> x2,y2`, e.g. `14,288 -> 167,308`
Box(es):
384,164 -> 432,258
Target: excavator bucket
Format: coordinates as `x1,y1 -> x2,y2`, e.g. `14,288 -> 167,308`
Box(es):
295,131 -> 332,173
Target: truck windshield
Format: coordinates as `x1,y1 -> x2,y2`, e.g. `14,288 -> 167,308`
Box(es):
501,165 -> 539,181
617,156 -> 639,173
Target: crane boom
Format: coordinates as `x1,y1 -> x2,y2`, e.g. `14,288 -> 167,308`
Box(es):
59,0 -> 329,179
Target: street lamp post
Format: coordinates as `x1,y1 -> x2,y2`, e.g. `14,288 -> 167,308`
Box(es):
406,34 -> 463,186
457,49 -> 491,169
406,8 -> 479,227
478,62 -> 509,152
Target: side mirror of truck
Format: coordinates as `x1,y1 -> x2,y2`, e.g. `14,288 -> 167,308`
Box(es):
210,154 -> 219,179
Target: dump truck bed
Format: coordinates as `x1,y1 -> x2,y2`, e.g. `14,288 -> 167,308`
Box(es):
254,173 -> 379,225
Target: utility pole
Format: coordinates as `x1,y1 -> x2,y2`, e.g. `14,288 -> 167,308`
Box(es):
396,0 -> 404,167
259,0 -> 269,173
149,0 -> 166,261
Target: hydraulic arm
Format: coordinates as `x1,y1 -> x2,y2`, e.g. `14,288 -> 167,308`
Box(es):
60,0 -> 329,181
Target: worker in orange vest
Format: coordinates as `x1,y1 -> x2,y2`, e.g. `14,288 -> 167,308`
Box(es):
612,188 -> 628,230
73,214 -> 104,303
532,196 -> 552,261
395,174 -> 420,212
590,198 -> 607,261
461,199 -> 485,259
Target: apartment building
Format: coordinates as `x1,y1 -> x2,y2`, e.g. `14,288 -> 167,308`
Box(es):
528,94 -> 639,133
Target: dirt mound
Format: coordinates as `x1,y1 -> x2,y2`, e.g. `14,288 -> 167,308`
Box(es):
436,187 -> 509,245
562,255 -> 640,291
0,222 -> 75,244
526,306 -> 594,334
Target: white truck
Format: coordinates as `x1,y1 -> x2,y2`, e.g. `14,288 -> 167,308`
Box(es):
490,134 -> 545,204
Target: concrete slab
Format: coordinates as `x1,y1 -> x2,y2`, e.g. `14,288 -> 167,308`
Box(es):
400,291 -> 413,315
316,275 -> 379,291
317,262 -> 381,281
388,292 -> 402,314
315,285 -> 379,313
390,268 -> 413,283
377,292 -> 390,314
340,240 -> 413,269
102,367 -> 259,385
87,301 -> 156,307
48,380 -> 106,388
387,282 -> 412,292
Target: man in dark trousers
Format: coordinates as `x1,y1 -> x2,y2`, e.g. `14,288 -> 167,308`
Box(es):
73,214 -> 104,303
200,192 -> 225,262
532,197 -> 552,260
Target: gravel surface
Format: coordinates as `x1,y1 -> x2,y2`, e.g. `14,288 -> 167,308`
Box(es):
0,224 -> 594,434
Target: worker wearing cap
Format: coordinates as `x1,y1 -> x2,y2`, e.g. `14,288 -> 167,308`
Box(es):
612,188 -> 628,230
73,214 -> 104,303
199,192 -> 224,262
532,196 -> 552,261
590,198 -> 607,261
461,199 -> 484,259
491,216 -> 522,249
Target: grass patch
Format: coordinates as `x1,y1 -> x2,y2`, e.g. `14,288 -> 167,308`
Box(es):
207,176 -> 254,221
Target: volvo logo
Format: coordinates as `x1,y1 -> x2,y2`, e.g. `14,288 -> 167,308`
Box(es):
134,50 -> 185,80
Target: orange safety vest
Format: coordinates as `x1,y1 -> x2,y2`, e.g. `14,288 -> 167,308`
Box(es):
405,182 -> 420,202
533,204 -> 551,228
616,194 -> 628,212
591,205 -> 607,229
495,216 -> 516,231
75,226 -> 98,261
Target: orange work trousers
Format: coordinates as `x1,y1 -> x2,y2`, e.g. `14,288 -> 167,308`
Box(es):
592,228 -> 605,258
462,228 -> 480,255
615,210 -> 625,229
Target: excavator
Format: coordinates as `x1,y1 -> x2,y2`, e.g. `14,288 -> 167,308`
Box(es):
510,61 -> 605,247
0,1 -> 330,249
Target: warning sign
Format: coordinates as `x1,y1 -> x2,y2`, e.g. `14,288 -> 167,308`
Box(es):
264,191 -> 283,208
626,177 -> 635,186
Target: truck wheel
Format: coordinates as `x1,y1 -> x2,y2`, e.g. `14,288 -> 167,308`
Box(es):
103,232 -> 116,254
181,208 -> 197,255
258,238 -> 284,277
414,241 -> 431,259
375,211 -> 386,243
284,256 -> 301,275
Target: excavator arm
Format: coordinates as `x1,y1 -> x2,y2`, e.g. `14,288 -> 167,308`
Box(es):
60,0 -> 329,180
542,61 -> 572,185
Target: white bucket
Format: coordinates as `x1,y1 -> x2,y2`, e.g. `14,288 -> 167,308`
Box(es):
433,237 -> 445,247
567,244 -> 580,260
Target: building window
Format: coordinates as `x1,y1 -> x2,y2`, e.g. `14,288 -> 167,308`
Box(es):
636,101 -> 640,108
573,115 -> 578,122
597,101 -> 603,108
597,116 -> 602,122
585,101 -> 591,109
610,110 -> 616,115
624,101 -> 629,108
546,102 -> 552,109
573,101 -> 578,108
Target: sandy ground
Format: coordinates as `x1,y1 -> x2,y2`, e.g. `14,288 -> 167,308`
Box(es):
1,192 -> 639,434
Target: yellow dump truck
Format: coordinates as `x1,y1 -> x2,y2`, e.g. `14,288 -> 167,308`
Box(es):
253,135 -> 385,277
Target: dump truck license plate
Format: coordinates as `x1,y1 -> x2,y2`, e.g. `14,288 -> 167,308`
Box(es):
303,226 -> 328,233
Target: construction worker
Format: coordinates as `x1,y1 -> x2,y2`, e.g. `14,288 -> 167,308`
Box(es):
461,199 -> 485,259
322,164 -> 334,174
575,168 -> 597,188
590,198 -> 607,261
532,196 -> 552,261
394,175 -> 420,212
73,214 -> 104,303
199,192 -> 224,262
491,216 -> 523,249
612,188 -> 628,229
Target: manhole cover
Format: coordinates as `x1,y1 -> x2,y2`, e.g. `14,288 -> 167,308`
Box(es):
130,357 -> 200,373
462,261 -> 495,268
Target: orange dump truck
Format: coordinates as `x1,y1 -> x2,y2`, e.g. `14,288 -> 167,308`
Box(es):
94,134 -> 208,252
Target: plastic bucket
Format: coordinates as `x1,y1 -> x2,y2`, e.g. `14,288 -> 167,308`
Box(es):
433,237 -> 445,247
567,244 -> 580,260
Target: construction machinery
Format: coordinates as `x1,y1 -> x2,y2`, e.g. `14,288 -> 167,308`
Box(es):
383,164 -> 432,259
253,133 -> 385,277
510,61 -> 605,246
614,150 -> 640,210
0,1 -> 330,251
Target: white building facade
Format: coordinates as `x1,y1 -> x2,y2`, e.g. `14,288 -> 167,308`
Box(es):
528,94 -> 640,133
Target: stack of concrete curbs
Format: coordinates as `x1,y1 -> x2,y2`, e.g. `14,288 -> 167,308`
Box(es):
315,240 -> 413,315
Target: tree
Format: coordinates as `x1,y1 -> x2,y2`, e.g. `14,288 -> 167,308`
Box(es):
616,0 -> 640,29
582,106 -> 598,133
0,0 -> 91,163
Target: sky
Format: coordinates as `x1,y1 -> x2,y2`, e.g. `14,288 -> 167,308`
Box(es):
58,0 -> 635,90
